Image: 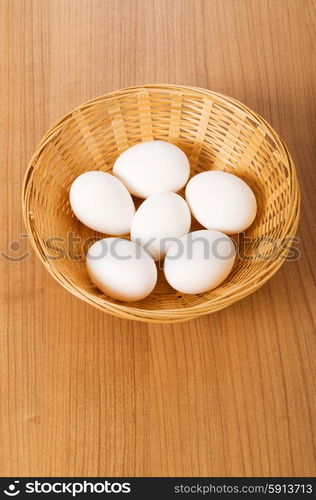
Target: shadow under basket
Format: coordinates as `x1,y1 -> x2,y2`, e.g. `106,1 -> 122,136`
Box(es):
22,85 -> 300,323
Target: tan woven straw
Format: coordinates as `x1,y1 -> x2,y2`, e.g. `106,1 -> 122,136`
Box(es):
22,85 -> 300,322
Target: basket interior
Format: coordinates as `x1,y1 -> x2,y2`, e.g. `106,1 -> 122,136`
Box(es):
25,87 -> 295,316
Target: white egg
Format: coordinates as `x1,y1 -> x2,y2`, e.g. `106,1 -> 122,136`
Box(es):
131,192 -> 191,260
70,171 -> 135,235
86,238 -> 157,301
164,229 -> 236,294
185,171 -> 257,234
113,140 -> 190,198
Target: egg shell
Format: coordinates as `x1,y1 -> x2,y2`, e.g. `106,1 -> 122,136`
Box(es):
131,192 -> 191,260
113,140 -> 190,198
185,171 -> 257,234
70,171 -> 135,235
86,238 -> 157,301
164,229 -> 236,294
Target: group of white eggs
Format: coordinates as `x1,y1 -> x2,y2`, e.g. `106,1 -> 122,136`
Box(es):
70,140 -> 257,301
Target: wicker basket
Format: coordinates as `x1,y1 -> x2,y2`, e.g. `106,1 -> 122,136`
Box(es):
22,85 -> 300,323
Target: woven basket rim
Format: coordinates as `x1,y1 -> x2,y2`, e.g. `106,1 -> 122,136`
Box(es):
22,85 -> 300,322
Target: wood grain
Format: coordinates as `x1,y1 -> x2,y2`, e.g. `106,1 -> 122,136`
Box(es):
0,0 -> 315,477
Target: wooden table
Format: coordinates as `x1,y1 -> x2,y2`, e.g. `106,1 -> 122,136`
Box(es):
1,0 -> 315,477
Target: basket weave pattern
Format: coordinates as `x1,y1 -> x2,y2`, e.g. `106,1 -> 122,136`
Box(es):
23,85 -> 300,322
